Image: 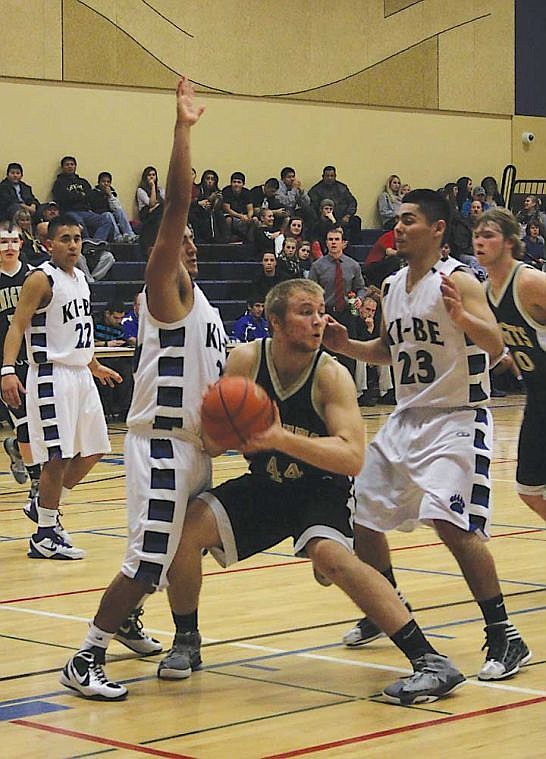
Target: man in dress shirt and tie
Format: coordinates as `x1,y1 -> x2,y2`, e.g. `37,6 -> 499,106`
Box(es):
309,227 -> 366,378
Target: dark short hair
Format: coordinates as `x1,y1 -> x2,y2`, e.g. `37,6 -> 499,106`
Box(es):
402,189 -> 449,225
280,167 -> 295,179
230,171 -> 245,183
106,300 -> 126,314
264,177 -> 279,189
7,162 -> 23,174
322,165 -> 336,175
47,214 -> 82,239
98,171 -> 112,183
61,156 -> 77,166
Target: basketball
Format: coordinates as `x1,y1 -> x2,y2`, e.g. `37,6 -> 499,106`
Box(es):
201,376 -> 276,450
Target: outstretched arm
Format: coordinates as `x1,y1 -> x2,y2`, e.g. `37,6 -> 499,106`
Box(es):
146,77 -> 205,322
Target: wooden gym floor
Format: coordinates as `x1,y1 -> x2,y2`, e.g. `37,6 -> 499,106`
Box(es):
0,396 -> 544,758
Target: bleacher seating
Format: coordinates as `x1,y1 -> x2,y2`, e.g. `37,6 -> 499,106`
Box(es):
91,230 -> 384,333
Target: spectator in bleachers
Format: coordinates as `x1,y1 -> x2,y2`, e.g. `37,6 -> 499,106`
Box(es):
481,176 -> 504,207
232,298 -> 269,342
275,215 -> 304,255
11,208 -> 37,265
276,167 -> 314,227
523,220 -> 546,269
250,178 -> 287,230
136,165 -> 165,257
254,208 -> 282,258
189,169 -> 227,243
0,163 -> 40,222
76,239 -> 115,283
461,186 -> 490,216
309,165 -> 361,242
377,174 -> 402,230
362,228 -> 402,288
38,201 -> 60,223
121,291 -> 141,346
456,176 -> 473,211
310,198 -> 338,253
93,300 -> 134,420
442,183 -> 474,263
191,168 -> 199,201
277,236 -> 302,279
400,182 -> 411,197
31,222 -> 51,266
251,251 -> 290,302
52,156 -> 116,242
468,198 -> 485,228
516,195 -> 546,235
222,171 -> 256,242
136,165 -> 165,221
297,240 -> 312,277
90,172 -> 138,243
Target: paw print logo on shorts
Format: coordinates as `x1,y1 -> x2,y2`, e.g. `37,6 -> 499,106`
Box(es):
449,493 -> 465,514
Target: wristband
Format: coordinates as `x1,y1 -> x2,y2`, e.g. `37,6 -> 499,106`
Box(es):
490,346 -> 510,369
1,366 -> 16,376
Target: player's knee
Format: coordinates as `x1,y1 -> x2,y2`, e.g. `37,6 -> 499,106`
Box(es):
308,538 -> 348,582
181,497 -> 219,549
434,518 -> 476,553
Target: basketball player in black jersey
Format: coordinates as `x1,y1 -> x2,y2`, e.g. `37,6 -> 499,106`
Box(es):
477,207 -> 546,522
164,278 -> 466,705
0,227 -> 41,497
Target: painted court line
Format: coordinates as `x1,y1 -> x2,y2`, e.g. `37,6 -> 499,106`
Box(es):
260,696 -> 546,758
10,720 -> 194,759
2,605 -> 545,700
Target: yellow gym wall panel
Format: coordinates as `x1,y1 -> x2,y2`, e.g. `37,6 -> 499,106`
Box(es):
512,116 -> 546,180
0,79 -> 512,227
0,0 -> 62,80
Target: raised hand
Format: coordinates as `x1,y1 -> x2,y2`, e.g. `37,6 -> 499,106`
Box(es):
440,272 -> 465,325
176,76 -> 205,127
322,315 -> 350,352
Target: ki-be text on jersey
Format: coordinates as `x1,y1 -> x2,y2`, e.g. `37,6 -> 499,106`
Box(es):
382,258 -> 490,411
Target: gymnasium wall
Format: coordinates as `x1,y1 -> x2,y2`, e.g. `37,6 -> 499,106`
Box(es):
0,0 -> 523,223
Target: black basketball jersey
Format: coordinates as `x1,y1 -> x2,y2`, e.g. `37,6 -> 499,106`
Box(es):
0,261 -> 32,364
249,338 -> 349,489
486,263 -> 546,400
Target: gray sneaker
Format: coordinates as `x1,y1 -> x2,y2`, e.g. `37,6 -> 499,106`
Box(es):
114,608 -> 163,655
383,653 -> 465,705
157,631 -> 202,680
3,436 -> 28,484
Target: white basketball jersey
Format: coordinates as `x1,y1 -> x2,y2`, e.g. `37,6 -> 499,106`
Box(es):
127,284 -> 227,436
26,261 -> 94,367
382,257 -> 490,412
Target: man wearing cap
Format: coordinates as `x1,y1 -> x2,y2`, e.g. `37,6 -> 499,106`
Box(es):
462,186 -> 490,217
310,199 -> 339,253
309,166 -> 361,242
38,202 -> 60,223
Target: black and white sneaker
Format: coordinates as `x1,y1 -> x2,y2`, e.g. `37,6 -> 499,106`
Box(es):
24,496 -> 72,546
3,436 -> 28,484
343,592 -> 412,647
383,653 -> 466,705
478,623 -> 532,680
157,631 -> 202,680
60,650 -> 127,700
28,529 -> 85,560
114,608 -> 163,655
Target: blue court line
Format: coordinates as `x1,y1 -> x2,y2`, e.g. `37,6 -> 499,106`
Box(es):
396,566 -> 546,589
0,700 -> 70,721
242,664 -> 280,672
2,602 -> 545,710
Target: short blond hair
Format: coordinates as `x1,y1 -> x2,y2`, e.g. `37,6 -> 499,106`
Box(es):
265,279 -> 324,322
476,208 -> 524,259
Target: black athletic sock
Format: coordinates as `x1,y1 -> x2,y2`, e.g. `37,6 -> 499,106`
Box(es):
172,610 -> 198,634
391,620 -> 437,662
26,464 -> 40,481
381,566 -> 397,588
478,594 -> 508,626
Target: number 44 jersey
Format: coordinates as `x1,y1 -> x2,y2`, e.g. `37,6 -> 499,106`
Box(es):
383,257 -> 490,412
25,261 -> 94,367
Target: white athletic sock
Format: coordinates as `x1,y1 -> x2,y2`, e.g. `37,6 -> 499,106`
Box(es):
36,505 -> 58,528
82,622 -> 115,652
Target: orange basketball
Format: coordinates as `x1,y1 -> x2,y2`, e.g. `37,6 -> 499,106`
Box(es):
201,376 -> 276,450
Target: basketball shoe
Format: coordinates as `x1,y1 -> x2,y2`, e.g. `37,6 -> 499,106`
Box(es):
157,631 -> 202,679
343,591 -> 412,647
478,622 -> 532,680
60,650 -> 127,700
383,653 -> 466,705
3,436 -> 28,484
114,608 -> 163,655
28,529 -> 85,560
24,496 -> 72,546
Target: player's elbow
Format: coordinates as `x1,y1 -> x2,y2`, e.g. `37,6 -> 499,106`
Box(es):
342,443 -> 364,477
